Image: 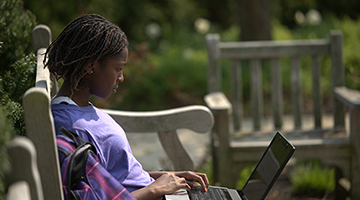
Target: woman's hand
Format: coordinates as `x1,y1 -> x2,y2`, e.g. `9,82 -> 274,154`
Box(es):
132,172 -> 190,200
150,172 -> 191,194
174,171 -> 209,192
149,171 -> 209,192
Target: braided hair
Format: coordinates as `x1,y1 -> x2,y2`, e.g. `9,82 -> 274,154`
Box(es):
44,14 -> 128,96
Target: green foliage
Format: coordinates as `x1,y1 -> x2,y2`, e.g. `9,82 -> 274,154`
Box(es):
23,0 -> 91,39
0,105 -> 13,199
91,23 -> 211,110
91,15 -> 360,115
1,54 -> 36,103
0,0 -> 36,73
291,160 -> 335,197
197,158 -> 213,185
95,31 -> 208,111
24,0 -> 219,41
24,0 -> 360,42
0,1 -> 36,195
18,0 -> 360,114
277,0 -> 360,29
288,14 -> 360,91
0,0 -> 37,136
235,165 -> 255,190
339,16 -> 360,89
107,0 -> 201,42
0,54 -> 36,136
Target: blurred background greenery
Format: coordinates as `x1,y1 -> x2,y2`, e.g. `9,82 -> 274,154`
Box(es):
22,0 -> 360,112
2,0 -> 360,116
1,0 -> 360,198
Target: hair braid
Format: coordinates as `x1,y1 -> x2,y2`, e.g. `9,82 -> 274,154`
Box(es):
44,14 -> 128,96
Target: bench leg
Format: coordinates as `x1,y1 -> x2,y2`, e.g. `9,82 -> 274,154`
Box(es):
334,167 -> 350,200
350,108 -> 360,199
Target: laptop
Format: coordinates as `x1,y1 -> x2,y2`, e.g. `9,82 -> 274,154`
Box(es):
164,132 -> 295,200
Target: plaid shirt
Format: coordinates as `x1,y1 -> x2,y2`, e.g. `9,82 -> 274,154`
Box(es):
57,135 -> 136,200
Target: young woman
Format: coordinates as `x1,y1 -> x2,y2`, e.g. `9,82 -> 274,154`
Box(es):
45,14 -> 208,200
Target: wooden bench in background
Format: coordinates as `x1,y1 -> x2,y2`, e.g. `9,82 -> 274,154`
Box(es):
9,24 -> 214,200
205,30 -> 360,199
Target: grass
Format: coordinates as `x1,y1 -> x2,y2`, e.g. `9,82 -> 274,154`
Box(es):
290,160 -> 335,197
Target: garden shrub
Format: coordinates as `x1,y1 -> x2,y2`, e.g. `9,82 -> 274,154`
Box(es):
0,0 -> 36,136
0,106 -> 13,199
0,54 -> 36,136
291,160 -> 335,197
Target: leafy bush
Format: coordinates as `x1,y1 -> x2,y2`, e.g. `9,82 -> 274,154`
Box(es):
0,54 -> 36,136
0,0 -> 37,136
291,160 -> 335,197
0,0 -> 36,73
339,16 -> 360,90
0,106 -> 13,199
0,1 -> 36,197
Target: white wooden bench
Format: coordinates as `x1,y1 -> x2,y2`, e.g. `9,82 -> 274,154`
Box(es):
205,30 -> 360,199
6,137 -> 43,200
20,24 -> 214,200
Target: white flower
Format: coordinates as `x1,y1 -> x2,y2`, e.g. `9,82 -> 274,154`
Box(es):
194,18 -> 210,34
294,11 -> 306,25
145,22 -> 161,39
306,9 -> 322,26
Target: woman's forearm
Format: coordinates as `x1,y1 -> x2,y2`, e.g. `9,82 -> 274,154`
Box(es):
131,186 -> 160,200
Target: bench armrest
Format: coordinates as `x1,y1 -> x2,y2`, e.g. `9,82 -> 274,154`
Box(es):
204,92 -> 232,114
103,105 -> 214,171
334,86 -> 360,109
103,105 -> 214,133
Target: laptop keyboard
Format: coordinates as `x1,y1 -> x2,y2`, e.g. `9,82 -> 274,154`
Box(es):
189,186 -> 232,200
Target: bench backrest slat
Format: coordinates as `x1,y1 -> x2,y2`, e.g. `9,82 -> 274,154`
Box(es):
291,57 -> 302,129
311,55 -> 322,128
35,48 -> 50,93
270,58 -> 282,129
23,25 -> 64,200
219,40 -> 330,59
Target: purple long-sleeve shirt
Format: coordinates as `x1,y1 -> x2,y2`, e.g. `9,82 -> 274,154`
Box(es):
52,103 -> 154,192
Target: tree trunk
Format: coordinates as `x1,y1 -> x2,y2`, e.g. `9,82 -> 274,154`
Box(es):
238,0 -> 272,41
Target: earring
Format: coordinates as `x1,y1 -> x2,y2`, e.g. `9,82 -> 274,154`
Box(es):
90,70 -> 93,74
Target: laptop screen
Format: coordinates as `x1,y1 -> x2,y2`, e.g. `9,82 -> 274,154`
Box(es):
242,132 -> 295,200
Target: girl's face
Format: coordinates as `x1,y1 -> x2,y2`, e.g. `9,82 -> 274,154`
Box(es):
87,47 -> 128,99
